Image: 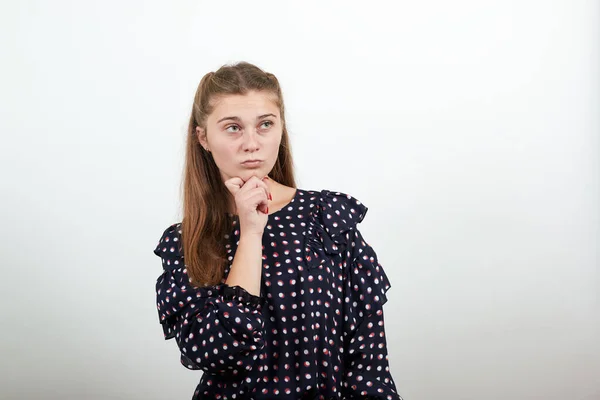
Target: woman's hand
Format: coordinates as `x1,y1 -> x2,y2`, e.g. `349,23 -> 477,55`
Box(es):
224,175 -> 271,237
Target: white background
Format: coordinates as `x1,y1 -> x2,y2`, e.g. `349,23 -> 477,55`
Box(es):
1,1 -> 598,399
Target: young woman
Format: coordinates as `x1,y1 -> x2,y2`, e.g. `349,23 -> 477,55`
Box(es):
153,61 -> 403,400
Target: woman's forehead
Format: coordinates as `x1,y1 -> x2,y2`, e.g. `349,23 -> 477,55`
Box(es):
210,91 -> 279,117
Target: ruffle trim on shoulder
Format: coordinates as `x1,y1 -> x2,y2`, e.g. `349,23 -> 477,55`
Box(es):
153,222 -> 184,267
303,190 -> 368,270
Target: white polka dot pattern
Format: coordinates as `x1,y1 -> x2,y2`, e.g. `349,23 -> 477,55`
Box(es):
341,228 -> 398,399
153,189 -> 403,399
154,226 -> 266,376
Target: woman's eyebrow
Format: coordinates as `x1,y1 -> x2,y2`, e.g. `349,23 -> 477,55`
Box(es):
217,113 -> 277,124
257,113 -> 277,120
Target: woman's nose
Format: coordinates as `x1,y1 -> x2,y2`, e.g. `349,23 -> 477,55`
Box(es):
242,131 -> 260,150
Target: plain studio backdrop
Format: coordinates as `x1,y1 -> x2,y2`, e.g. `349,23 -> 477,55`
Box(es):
1,1 -> 598,399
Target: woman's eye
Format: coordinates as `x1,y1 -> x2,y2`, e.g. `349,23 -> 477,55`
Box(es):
225,125 -> 240,133
261,121 -> 274,129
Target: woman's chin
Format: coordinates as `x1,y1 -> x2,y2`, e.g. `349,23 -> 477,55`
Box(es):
229,170 -> 266,182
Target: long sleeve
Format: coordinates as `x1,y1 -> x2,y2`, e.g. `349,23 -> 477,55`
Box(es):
341,228 -> 403,400
153,223 -> 266,377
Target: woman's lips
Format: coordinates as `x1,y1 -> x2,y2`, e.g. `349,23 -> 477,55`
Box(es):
241,160 -> 263,167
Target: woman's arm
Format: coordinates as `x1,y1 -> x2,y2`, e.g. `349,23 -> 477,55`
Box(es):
154,224 -> 266,377
225,233 -> 263,297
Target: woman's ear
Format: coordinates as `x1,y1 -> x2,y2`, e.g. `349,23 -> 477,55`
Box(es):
196,126 -> 209,150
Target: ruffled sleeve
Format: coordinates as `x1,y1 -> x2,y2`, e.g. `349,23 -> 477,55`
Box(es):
153,223 -> 266,376
341,228 -> 403,399
303,189 -> 369,270
302,190 -> 402,398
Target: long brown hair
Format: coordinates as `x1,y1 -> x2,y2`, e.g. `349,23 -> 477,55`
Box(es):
181,61 -> 296,287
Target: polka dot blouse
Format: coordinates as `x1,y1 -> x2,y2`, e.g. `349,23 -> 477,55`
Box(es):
153,189 -> 403,400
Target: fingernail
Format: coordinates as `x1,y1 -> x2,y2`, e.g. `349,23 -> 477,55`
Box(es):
269,193 -> 273,200
266,207 -> 269,214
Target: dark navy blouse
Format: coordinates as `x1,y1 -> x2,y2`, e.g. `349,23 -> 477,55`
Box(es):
153,188 -> 403,399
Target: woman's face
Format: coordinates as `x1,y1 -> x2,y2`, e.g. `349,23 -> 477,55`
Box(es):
197,90 -> 283,183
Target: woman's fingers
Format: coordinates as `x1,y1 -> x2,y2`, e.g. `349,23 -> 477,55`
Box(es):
242,176 -> 271,200
224,177 -> 245,196
248,187 -> 269,214
225,175 -> 271,215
